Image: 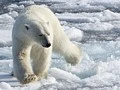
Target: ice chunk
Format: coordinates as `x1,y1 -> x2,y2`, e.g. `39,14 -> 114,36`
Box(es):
64,26 -> 83,41
50,68 -> 81,83
0,82 -> 12,90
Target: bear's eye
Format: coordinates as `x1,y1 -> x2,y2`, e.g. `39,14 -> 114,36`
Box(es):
24,24 -> 29,30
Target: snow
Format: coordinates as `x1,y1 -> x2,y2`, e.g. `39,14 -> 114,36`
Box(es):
0,0 -> 120,90
50,67 -> 81,82
0,82 -> 12,90
64,26 -> 83,41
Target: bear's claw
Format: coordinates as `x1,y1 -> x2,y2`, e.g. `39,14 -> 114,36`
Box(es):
22,74 -> 38,84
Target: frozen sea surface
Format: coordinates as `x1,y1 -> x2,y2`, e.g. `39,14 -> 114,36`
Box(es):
0,0 -> 120,90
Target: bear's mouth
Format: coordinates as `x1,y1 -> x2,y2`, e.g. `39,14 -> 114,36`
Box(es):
42,43 -> 51,48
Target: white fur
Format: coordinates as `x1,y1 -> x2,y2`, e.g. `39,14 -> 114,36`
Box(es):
12,5 -> 82,84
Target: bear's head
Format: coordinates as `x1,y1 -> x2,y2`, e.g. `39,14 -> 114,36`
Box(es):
23,20 -> 52,48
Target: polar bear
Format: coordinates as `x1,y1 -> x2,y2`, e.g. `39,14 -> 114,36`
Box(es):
12,5 -> 82,84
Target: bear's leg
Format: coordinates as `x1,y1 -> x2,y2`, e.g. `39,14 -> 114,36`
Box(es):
31,46 -> 52,80
53,38 -> 82,65
63,42 -> 82,65
13,42 -> 38,84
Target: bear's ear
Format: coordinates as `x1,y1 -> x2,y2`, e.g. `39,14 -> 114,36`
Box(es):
24,24 -> 30,30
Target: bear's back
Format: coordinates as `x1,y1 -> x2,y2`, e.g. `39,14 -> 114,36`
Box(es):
23,5 -> 56,22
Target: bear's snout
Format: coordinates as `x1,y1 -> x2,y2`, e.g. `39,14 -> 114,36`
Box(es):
45,43 -> 51,48
42,43 -> 51,48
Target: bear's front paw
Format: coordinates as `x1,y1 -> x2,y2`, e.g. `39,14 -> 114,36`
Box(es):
22,74 -> 38,84
67,60 -> 78,65
66,57 -> 80,66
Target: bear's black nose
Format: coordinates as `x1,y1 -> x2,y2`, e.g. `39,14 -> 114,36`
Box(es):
45,43 -> 51,48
